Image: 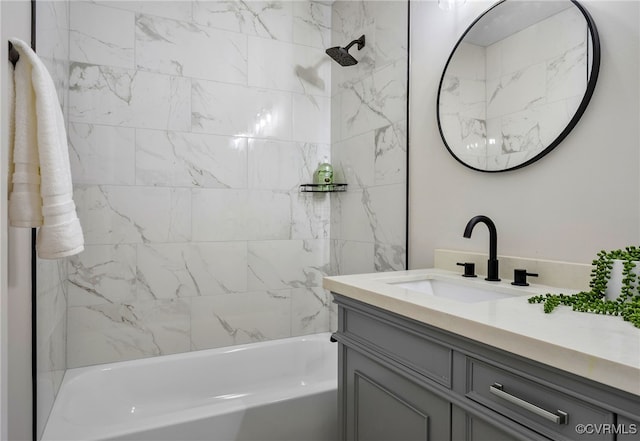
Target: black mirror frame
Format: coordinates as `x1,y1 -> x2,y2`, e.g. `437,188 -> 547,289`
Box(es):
436,0 -> 601,173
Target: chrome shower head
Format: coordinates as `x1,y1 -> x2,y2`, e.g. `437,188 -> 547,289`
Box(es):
325,35 -> 365,67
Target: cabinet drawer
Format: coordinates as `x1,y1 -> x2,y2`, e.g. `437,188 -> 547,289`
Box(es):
466,358 -> 614,441
342,308 -> 452,387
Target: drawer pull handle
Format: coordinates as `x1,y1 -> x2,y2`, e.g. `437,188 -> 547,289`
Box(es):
489,383 -> 568,425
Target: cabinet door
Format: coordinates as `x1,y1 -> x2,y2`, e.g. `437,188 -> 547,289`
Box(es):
451,405 -> 551,441
616,416 -> 640,441
343,347 -> 450,441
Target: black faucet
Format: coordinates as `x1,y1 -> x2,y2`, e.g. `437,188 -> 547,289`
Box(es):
463,215 -> 500,281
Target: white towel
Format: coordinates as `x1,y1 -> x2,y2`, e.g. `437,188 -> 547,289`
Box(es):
8,38 -> 84,259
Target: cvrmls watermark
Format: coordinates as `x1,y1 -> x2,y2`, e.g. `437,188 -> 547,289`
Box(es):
575,423 -> 638,435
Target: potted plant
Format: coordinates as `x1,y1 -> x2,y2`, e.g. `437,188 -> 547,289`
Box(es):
528,247 -> 640,328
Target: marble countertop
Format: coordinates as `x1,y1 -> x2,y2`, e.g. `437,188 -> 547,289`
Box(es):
324,268 -> 640,397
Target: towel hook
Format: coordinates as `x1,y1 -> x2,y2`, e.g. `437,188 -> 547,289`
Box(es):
8,41 -> 19,67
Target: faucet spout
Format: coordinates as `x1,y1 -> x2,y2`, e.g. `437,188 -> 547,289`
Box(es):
463,215 -> 500,281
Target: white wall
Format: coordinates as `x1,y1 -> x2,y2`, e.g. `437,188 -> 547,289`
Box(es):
1,1 -> 34,440
409,1 -> 640,269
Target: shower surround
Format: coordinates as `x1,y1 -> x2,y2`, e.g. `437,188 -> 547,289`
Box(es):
36,0 -> 406,379
65,0 -> 334,368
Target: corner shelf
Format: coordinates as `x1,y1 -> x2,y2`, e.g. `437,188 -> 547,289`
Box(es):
299,183 -> 347,193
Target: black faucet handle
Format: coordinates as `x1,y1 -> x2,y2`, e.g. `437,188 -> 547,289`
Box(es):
457,262 -> 477,278
511,269 -> 538,286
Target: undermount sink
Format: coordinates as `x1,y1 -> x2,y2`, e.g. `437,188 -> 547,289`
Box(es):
389,278 -> 524,303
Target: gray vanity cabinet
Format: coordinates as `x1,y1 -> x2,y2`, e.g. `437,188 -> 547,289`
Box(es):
332,294 -> 640,441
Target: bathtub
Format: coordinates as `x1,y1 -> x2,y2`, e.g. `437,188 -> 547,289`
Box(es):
42,333 -> 338,441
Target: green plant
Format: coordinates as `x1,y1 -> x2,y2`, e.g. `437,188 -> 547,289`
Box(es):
528,247 -> 640,328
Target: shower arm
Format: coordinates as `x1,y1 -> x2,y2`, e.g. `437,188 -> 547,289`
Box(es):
344,35 -> 366,52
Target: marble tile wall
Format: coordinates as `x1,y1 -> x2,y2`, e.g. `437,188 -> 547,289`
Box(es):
329,1 -> 408,288
438,41 -> 487,169
35,1 -> 70,438
484,7 -> 587,170
65,0 -> 334,368
440,7 -> 587,171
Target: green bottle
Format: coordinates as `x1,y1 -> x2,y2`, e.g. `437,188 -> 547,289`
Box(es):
315,163 -> 333,191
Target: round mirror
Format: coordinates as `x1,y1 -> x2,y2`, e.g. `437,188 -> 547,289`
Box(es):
437,0 -> 600,172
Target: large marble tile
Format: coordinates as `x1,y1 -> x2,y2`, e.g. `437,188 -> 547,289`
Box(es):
248,139 -> 328,191
66,244 -> 138,307
335,190 -> 374,244
136,14 -> 247,84
332,131 -> 375,189
291,190 -> 331,240
74,185 -> 191,245
293,1 -> 331,50
291,287 -> 331,336
136,242 -> 248,299
69,123 -> 135,185
337,183 -> 405,249
375,242 -> 406,272
546,42 -> 588,103
67,299 -> 191,368
69,63 -> 191,131
374,121 -> 407,186
192,79 -> 292,139
248,239 -> 329,291
486,62 -> 546,119
70,2 -> 135,69
190,291 -> 291,350
193,1 -> 293,42
292,93 -> 331,144
192,189 -> 291,241
368,183 -> 407,249
192,189 -> 248,241
339,59 -> 407,139
136,130 -> 248,188
93,1 -> 193,22
246,191 -> 292,240
368,1 -> 409,68
248,38 -> 329,96
330,239 -> 375,276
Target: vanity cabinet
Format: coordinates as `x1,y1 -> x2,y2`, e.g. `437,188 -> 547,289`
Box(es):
333,294 -> 640,441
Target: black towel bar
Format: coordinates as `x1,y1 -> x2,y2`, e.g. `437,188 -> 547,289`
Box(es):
8,41 -> 19,67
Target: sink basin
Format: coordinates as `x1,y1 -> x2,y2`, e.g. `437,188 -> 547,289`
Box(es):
389,278 -> 522,303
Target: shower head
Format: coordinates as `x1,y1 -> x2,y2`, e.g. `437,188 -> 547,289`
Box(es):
325,35 -> 365,67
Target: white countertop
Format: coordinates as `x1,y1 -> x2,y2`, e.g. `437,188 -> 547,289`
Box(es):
324,268 -> 640,397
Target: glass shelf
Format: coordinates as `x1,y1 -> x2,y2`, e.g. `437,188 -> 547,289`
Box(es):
300,183 -> 347,193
